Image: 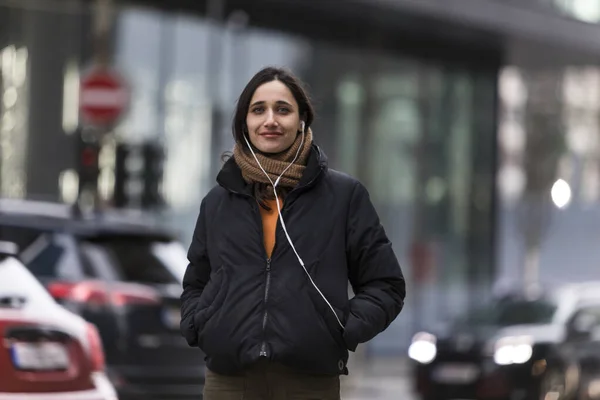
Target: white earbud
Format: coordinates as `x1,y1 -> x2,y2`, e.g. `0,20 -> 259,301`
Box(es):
300,121 -> 306,133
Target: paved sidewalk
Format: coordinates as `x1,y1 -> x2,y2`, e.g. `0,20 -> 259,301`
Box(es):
341,356 -> 415,400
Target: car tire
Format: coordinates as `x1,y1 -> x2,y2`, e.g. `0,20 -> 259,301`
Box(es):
540,368 -> 569,400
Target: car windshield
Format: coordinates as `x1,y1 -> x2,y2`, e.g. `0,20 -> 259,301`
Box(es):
80,235 -> 188,284
458,299 -> 558,327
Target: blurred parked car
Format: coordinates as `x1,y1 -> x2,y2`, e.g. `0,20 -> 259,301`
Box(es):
0,200 -> 205,400
409,283 -> 600,400
540,291 -> 600,400
0,241 -> 117,400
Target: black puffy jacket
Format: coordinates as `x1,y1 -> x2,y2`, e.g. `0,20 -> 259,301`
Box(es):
180,145 -> 405,376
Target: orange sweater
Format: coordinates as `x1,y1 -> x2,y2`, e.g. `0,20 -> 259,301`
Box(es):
259,198 -> 281,258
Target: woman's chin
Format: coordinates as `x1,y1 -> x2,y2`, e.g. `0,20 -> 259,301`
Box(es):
256,142 -> 289,154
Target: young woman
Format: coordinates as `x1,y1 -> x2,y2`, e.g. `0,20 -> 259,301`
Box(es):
181,66 -> 406,400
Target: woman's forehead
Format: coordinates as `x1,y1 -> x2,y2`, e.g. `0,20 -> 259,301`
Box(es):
250,81 -> 297,106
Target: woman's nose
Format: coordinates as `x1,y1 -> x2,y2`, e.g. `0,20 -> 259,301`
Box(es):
264,110 -> 277,126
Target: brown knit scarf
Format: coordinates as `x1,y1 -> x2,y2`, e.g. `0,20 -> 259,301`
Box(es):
233,128 -> 313,188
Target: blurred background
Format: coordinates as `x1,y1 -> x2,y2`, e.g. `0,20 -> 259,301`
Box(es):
3,0 -> 600,399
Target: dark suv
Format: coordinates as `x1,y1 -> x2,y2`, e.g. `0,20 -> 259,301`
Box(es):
409,285 -> 600,400
0,199 -> 205,400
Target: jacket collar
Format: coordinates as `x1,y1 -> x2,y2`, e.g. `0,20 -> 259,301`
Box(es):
217,144 -> 328,196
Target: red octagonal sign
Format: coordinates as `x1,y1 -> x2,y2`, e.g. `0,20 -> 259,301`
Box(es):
79,67 -> 130,127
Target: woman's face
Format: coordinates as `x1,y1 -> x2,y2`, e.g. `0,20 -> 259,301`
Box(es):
246,80 -> 303,154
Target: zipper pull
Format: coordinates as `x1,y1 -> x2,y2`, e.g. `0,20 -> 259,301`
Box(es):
266,258 -> 271,271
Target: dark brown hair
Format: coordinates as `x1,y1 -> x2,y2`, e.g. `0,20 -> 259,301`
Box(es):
231,66 -> 315,210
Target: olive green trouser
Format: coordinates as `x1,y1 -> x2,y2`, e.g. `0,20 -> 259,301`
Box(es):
203,359 -> 341,400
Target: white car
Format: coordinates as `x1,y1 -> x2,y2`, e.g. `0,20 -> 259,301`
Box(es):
0,242 -> 118,400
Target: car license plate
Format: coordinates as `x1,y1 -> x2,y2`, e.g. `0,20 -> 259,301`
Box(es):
162,307 -> 181,329
432,363 -> 480,384
11,342 -> 70,371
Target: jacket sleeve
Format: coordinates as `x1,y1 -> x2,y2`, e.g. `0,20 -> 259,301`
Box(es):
343,182 -> 406,352
180,198 -> 212,347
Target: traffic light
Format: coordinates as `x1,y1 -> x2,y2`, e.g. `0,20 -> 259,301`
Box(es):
113,142 -> 164,209
141,142 -> 164,209
77,134 -> 100,194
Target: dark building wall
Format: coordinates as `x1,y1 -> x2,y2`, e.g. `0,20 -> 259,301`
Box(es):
23,8 -> 79,199
0,1 -> 95,201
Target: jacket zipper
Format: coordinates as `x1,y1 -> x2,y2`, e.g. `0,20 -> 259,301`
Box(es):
260,258 -> 272,357
250,197 -> 273,358
256,177 -> 322,357
225,183 -> 324,358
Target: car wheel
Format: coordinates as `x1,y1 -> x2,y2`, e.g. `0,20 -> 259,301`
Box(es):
540,369 -> 567,400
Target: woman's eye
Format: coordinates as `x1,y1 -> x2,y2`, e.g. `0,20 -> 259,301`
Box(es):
251,107 -> 264,113
278,107 -> 290,113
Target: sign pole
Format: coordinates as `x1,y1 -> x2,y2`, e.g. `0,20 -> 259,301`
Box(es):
77,0 -> 117,211
93,0 -> 113,68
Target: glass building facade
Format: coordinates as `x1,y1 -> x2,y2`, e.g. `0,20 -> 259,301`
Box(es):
497,62 -> 600,294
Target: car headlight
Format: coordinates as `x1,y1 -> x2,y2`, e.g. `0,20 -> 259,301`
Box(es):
408,332 -> 437,364
492,335 -> 533,365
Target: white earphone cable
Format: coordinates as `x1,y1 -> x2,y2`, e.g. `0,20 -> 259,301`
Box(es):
243,127 -> 345,330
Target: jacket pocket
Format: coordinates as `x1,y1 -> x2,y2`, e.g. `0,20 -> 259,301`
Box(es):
316,299 -> 347,351
194,266 -> 228,331
305,270 -> 348,351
